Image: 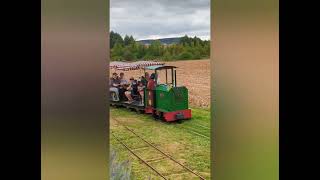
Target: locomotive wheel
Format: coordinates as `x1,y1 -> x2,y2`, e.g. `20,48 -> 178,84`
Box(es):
153,114 -> 159,120
159,112 -> 165,121
152,110 -> 159,120
130,108 -> 136,112
135,108 -> 142,114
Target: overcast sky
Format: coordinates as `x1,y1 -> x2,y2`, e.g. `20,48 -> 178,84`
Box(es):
110,0 -> 210,40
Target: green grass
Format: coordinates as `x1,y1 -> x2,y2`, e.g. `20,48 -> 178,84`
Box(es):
110,107 -> 211,180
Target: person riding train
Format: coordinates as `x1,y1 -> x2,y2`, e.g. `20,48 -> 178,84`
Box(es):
141,72 -> 150,86
118,72 -> 128,101
137,81 -> 145,105
119,72 -> 128,84
110,72 -> 152,104
147,73 -> 156,90
109,62 -> 192,122
124,77 -> 138,103
110,73 -> 121,101
145,73 -> 156,107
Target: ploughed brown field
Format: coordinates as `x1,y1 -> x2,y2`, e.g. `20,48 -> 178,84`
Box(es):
110,59 -> 211,108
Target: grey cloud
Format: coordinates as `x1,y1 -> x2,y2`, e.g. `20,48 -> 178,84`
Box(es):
110,0 -> 210,40
111,0 -> 209,9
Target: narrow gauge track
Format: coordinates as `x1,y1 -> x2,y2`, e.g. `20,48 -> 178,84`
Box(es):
113,108 -> 211,140
177,126 -> 210,140
155,120 -> 210,140
187,123 -> 210,130
111,133 -> 168,179
117,110 -> 211,140
111,117 -> 206,180
159,123 -> 210,140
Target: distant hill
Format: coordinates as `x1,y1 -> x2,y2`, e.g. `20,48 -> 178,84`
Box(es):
137,37 -> 182,45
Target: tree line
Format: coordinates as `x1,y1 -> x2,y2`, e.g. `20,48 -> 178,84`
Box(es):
110,31 -> 210,61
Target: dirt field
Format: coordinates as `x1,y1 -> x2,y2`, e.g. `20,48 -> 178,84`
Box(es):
110,59 -> 211,108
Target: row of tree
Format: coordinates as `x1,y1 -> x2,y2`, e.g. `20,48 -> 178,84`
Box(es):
110,31 -> 210,61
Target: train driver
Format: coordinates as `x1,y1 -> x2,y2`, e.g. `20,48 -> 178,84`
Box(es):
147,73 -> 156,90
146,73 -> 156,107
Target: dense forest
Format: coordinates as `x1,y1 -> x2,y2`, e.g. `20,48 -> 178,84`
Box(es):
137,37 -> 181,45
110,31 -> 210,61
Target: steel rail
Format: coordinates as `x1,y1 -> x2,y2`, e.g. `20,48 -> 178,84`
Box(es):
111,132 -> 168,180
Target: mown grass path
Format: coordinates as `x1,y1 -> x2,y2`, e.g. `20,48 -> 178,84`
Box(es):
110,107 -> 211,180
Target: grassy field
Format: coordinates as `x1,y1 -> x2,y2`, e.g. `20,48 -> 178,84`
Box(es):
110,107 -> 211,179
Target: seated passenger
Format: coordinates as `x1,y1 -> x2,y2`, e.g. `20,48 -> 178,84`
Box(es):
124,77 -> 137,103
141,72 -> 150,86
145,72 -> 150,80
110,73 -> 121,101
119,72 -> 128,85
118,72 -> 128,100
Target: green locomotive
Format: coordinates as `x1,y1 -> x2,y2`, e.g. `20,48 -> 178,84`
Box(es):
144,65 -> 191,121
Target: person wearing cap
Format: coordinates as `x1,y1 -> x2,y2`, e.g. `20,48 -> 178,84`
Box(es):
110,72 -> 121,101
